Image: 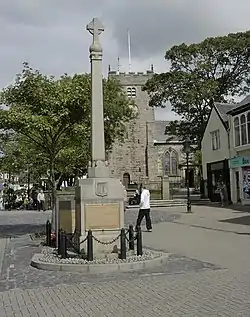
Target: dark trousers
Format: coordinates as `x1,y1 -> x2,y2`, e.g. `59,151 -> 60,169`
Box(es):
136,208 -> 152,230
38,200 -> 45,211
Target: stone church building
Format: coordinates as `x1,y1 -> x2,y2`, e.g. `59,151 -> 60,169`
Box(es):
108,68 -> 195,192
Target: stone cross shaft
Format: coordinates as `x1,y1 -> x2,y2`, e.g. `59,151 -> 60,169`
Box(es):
86,18 -> 106,169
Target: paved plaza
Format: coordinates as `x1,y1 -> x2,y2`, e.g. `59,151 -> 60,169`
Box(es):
0,206 -> 250,316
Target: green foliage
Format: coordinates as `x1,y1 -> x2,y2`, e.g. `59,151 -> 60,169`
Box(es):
143,30 -> 250,146
0,63 -> 135,184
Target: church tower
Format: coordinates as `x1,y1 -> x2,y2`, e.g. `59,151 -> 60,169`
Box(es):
108,68 -> 155,188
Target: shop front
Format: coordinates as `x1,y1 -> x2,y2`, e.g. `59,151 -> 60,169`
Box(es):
230,155 -> 250,204
207,159 -> 231,202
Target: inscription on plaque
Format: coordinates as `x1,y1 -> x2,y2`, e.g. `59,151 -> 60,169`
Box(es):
85,203 -> 120,230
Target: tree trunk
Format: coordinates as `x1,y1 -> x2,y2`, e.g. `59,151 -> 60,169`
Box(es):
50,162 -> 57,231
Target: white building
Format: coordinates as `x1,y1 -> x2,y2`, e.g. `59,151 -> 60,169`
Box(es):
202,96 -> 250,205
201,103 -> 235,202
227,96 -> 250,204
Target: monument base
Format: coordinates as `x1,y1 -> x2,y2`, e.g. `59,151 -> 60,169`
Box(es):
75,176 -> 125,254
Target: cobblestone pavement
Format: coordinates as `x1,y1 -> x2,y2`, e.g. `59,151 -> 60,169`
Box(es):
0,207 -> 250,316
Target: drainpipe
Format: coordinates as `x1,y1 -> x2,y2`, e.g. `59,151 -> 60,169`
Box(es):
227,118 -> 233,204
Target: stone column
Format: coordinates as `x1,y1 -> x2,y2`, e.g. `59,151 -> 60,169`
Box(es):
86,18 -> 109,178
74,18 -> 125,254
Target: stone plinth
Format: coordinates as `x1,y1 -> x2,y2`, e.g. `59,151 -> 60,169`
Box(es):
56,189 -> 75,234
75,177 -> 125,254
162,176 -> 170,200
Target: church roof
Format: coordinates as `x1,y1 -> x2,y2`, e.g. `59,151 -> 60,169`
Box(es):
154,121 -> 181,143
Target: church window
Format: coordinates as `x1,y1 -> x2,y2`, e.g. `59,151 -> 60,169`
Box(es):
163,151 -> 178,176
171,151 -> 178,175
164,152 -> 170,175
127,87 -> 136,98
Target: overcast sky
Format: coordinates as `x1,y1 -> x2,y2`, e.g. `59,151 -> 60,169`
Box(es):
1,0 -> 250,120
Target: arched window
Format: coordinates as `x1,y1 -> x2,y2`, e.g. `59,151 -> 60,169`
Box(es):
127,87 -> 136,98
163,151 -> 178,176
240,114 -> 247,145
234,117 -> 240,146
131,87 -> 136,98
247,113 -> 250,144
164,152 -> 170,176
171,151 -> 178,175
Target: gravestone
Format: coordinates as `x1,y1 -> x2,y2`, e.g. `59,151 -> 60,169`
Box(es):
75,18 -> 125,254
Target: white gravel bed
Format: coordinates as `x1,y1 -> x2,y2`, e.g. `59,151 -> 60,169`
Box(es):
39,246 -> 164,265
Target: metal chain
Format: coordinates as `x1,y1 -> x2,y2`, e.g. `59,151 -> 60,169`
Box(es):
92,233 -> 121,245
79,236 -> 88,244
125,234 -> 138,243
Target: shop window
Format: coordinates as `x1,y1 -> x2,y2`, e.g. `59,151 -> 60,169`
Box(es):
234,117 -> 240,147
211,130 -> 220,150
240,114 -> 247,145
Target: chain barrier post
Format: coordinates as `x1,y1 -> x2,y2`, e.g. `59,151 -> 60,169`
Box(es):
137,227 -> 143,256
75,229 -> 80,253
120,228 -> 126,260
57,229 -> 62,255
128,225 -> 134,251
60,231 -> 67,259
46,220 -> 51,247
87,230 -> 93,261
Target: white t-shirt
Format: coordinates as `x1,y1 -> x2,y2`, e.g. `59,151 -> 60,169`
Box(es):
37,193 -> 45,202
140,189 -> 150,209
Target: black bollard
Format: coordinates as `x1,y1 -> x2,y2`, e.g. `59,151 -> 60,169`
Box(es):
128,225 -> 134,251
137,227 -> 143,256
120,228 -> 126,260
46,220 -> 52,247
75,229 -> 80,253
87,230 -> 93,261
58,229 -> 62,255
60,231 -> 67,259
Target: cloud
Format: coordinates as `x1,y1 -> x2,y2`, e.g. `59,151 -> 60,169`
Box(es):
0,0 -> 250,96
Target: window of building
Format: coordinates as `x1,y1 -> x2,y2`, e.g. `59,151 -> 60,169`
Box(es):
211,130 -> 220,150
163,151 -> 178,176
240,114 -> 247,145
247,113 -> 250,144
127,87 -> 136,98
234,117 -> 240,146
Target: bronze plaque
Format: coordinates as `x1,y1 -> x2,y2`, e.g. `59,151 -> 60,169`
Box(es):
85,203 -> 120,230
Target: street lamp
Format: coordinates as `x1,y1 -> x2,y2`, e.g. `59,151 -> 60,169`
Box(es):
183,137 -> 192,213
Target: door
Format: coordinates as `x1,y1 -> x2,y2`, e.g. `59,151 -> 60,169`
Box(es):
122,173 -> 130,189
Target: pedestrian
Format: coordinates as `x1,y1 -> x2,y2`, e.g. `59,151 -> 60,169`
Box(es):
37,190 -> 45,212
218,181 -> 225,207
135,184 -> 152,232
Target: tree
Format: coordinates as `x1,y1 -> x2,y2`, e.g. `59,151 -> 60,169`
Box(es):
143,30 -> 250,147
0,63 -> 135,220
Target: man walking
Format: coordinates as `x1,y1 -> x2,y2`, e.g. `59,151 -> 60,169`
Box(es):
37,189 -> 45,212
136,184 -> 152,232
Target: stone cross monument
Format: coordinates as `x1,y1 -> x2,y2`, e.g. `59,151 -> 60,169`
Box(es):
75,18 -> 125,254
86,18 -> 109,178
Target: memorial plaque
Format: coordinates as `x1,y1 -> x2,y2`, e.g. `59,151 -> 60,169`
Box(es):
59,200 -> 71,211
85,203 -> 120,230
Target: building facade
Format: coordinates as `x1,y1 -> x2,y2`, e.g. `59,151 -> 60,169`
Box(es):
201,103 -> 235,202
108,69 -> 196,192
227,96 -> 250,204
